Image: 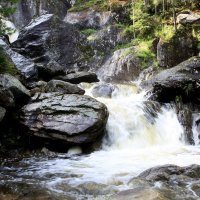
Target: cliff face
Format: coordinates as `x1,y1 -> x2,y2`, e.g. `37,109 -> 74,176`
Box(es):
10,0 -> 71,29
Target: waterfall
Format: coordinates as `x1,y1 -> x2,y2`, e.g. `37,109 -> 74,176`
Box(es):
17,82 -> 200,195
2,19 -> 19,43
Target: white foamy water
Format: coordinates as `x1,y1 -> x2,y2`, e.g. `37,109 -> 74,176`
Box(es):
2,19 -> 19,43
30,82 -> 200,194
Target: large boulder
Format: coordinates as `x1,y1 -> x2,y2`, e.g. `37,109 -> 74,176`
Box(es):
10,0 -> 71,29
56,71 -> 99,84
177,13 -> 200,25
157,28 -> 197,68
143,57 -> 200,104
88,25 -> 130,53
126,164 -> 200,200
12,14 -> 89,76
0,37 -> 37,81
91,83 -> 116,98
44,80 -> 85,95
0,74 -> 30,107
97,47 -> 140,82
20,93 -> 108,144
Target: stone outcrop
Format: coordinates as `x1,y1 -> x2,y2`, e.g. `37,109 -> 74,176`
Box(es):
64,11 -> 113,29
20,93 -> 108,144
177,13 -> 200,25
0,37 -> 37,81
157,28 -> 197,68
143,57 -> 200,104
10,0 -> 71,29
97,47 -> 140,82
12,14 -> 88,76
88,25 -> 130,53
0,73 -> 30,108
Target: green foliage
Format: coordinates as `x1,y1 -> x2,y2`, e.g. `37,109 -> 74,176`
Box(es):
155,24 -> 175,42
0,0 -> 18,34
184,83 -> 194,96
0,47 -> 19,75
131,0 -> 158,39
134,39 -> 155,69
81,28 -> 97,36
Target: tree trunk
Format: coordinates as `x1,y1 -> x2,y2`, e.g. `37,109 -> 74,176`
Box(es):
172,0 -> 177,32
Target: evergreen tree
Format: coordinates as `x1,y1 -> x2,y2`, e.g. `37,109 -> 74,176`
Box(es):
0,0 -> 18,35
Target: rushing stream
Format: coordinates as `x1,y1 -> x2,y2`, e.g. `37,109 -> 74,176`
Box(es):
1,82 -> 200,199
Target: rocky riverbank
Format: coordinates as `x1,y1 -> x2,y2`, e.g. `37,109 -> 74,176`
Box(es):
1,0 -> 200,199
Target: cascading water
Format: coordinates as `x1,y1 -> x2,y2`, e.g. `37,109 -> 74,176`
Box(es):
2,82 -> 200,199
2,19 -> 19,43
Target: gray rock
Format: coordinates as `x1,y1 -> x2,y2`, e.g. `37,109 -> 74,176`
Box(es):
36,80 -> 47,88
0,38 -> 37,80
138,164 -> 200,182
12,14 -> 88,74
56,71 -> 99,84
177,13 -> 200,25
0,106 -> 6,122
157,28 -> 197,68
44,80 -> 85,95
88,25 -> 130,53
175,103 -> 194,144
0,74 -> 30,107
126,164 -> 200,200
97,47 -> 140,82
64,10 -> 113,29
91,83 -> 116,98
10,0 -> 71,29
112,187 -> 164,200
0,86 -> 15,108
20,93 -> 108,144
37,60 -> 66,81
142,57 -> 200,104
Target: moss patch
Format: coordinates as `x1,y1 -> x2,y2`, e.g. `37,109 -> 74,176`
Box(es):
0,47 -> 19,76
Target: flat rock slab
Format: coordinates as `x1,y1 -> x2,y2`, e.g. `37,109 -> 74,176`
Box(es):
20,93 -> 108,144
56,72 -> 99,84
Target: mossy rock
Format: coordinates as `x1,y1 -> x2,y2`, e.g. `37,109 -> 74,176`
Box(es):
0,47 -> 19,76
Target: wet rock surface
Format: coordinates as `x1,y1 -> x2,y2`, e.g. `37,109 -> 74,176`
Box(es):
91,83 -> 116,98
143,56 -> 200,104
20,93 -> 108,144
12,14 -> 88,74
0,73 -> 30,108
44,80 -> 85,95
0,38 -> 37,81
56,71 -> 99,84
124,164 -> 200,200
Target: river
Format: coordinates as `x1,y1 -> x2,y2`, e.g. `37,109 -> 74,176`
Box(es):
1,82 -> 200,199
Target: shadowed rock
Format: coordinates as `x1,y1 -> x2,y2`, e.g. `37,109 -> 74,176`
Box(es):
20,93 -> 108,145
44,80 -> 85,95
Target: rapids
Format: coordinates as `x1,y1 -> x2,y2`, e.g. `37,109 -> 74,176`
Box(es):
2,82 -> 200,199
